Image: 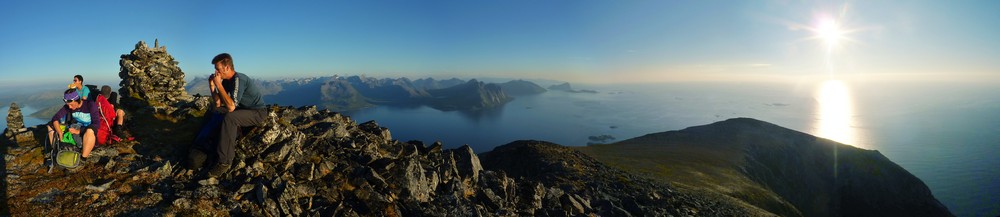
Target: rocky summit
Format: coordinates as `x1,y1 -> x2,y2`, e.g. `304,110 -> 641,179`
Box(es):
118,40 -> 192,113
2,103 -> 758,216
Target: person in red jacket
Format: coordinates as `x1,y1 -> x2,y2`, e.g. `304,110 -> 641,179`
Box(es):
99,85 -> 129,137
92,85 -> 130,145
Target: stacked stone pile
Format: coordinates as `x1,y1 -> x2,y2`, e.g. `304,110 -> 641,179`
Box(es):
5,102 -> 25,136
118,40 -> 191,112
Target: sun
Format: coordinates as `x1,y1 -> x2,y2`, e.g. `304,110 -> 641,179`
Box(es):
815,18 -> 844,49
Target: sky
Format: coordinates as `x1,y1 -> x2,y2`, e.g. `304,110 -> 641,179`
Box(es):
1,0 -> 999,87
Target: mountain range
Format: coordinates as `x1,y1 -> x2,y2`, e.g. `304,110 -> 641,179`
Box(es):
186,76 -> 547,112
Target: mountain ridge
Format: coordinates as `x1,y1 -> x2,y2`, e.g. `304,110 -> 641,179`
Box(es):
578,117 -> 953,217
186,75 -> 545,112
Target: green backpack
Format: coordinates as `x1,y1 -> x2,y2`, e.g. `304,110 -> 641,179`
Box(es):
49,125 -> 83,171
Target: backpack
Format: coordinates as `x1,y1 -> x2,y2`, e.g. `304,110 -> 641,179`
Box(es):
48,123 -> 83,172
95,95 -> 117,145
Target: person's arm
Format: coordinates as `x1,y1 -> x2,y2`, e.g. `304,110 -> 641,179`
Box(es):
51,107 -> 67,137
213,74 -> 237,112
51,120 -> 64,138
209,75 -> 221,107
88,101 -> 100,132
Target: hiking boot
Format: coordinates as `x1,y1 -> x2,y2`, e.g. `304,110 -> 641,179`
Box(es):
207,163 -> 231,178
113,125 -> 132,139
186,149 -> 208,170
113,125 -> 124,137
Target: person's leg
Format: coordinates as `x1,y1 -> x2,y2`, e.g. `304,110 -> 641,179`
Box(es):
116,109 -> 125,125
216,109 -> 266,165
46,124 -> 56,145
81,128 -> 96,158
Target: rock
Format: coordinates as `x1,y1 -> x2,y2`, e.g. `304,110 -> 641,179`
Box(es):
452,145 -> 483,183
278,183 -> 305,216
28,188 -> 62,204
156,161 -> 173,178
237,183 -> 255,194
85,180 -> 116,192
255,183 -> 269,205
195,185 -> 221,199
198,177 -> 219,186
172,198 -> 192,209
391,158 -> 438,202
364,167 -> 389,190
104,158 -> 117,170
359,121 -> 392,142
89,147 -> 119,158
561,194 -> 585,215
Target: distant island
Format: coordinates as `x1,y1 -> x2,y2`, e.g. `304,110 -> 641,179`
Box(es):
548,82 -> 598,93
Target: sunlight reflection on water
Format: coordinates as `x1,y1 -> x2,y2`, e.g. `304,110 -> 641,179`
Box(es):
814,80 -> 860,148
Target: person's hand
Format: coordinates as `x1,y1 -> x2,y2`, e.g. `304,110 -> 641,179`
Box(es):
212,72 -> 224,85
68,127 -> 80,135
209,74 -> 217,92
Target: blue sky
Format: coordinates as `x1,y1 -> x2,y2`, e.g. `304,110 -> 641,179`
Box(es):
1,0 -> 998,86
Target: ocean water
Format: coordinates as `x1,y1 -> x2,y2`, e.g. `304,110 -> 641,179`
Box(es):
342,81 -> 1000,217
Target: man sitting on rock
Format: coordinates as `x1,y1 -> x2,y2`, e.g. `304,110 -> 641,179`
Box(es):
47,89 -> 102,160
187,53 -> 267,177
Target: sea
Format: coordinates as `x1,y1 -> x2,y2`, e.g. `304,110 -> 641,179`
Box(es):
341,81 -> 999,217
3,81 -> 997,216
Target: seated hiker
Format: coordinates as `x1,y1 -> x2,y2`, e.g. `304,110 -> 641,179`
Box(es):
187,53 -> 267,177
47,89 -> 102,159
93,85 -> 132,145
99,85 -> 130,138
69,75 -> 92,101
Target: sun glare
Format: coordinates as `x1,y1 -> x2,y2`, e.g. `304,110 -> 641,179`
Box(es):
816,18 -> 844,49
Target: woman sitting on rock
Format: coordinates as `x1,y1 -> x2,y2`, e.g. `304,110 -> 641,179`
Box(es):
47,89 -> 102,160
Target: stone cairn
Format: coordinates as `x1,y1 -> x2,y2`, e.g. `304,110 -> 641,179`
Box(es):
5,102 -> 25,137
118,40 -> 191,113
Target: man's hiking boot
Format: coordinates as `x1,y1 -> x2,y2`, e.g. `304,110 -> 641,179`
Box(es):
186,149 -> 208,170
113,125 -> 124,137
113,125 -> 133,139
208,163 -> 231,178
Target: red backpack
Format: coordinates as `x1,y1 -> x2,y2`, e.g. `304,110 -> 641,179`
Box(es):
95,95 -> 117,145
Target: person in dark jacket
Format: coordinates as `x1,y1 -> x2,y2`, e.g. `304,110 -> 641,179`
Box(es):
187,53 -> 267,177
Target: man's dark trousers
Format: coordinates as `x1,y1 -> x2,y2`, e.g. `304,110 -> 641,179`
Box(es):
218,109 -> 268,165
